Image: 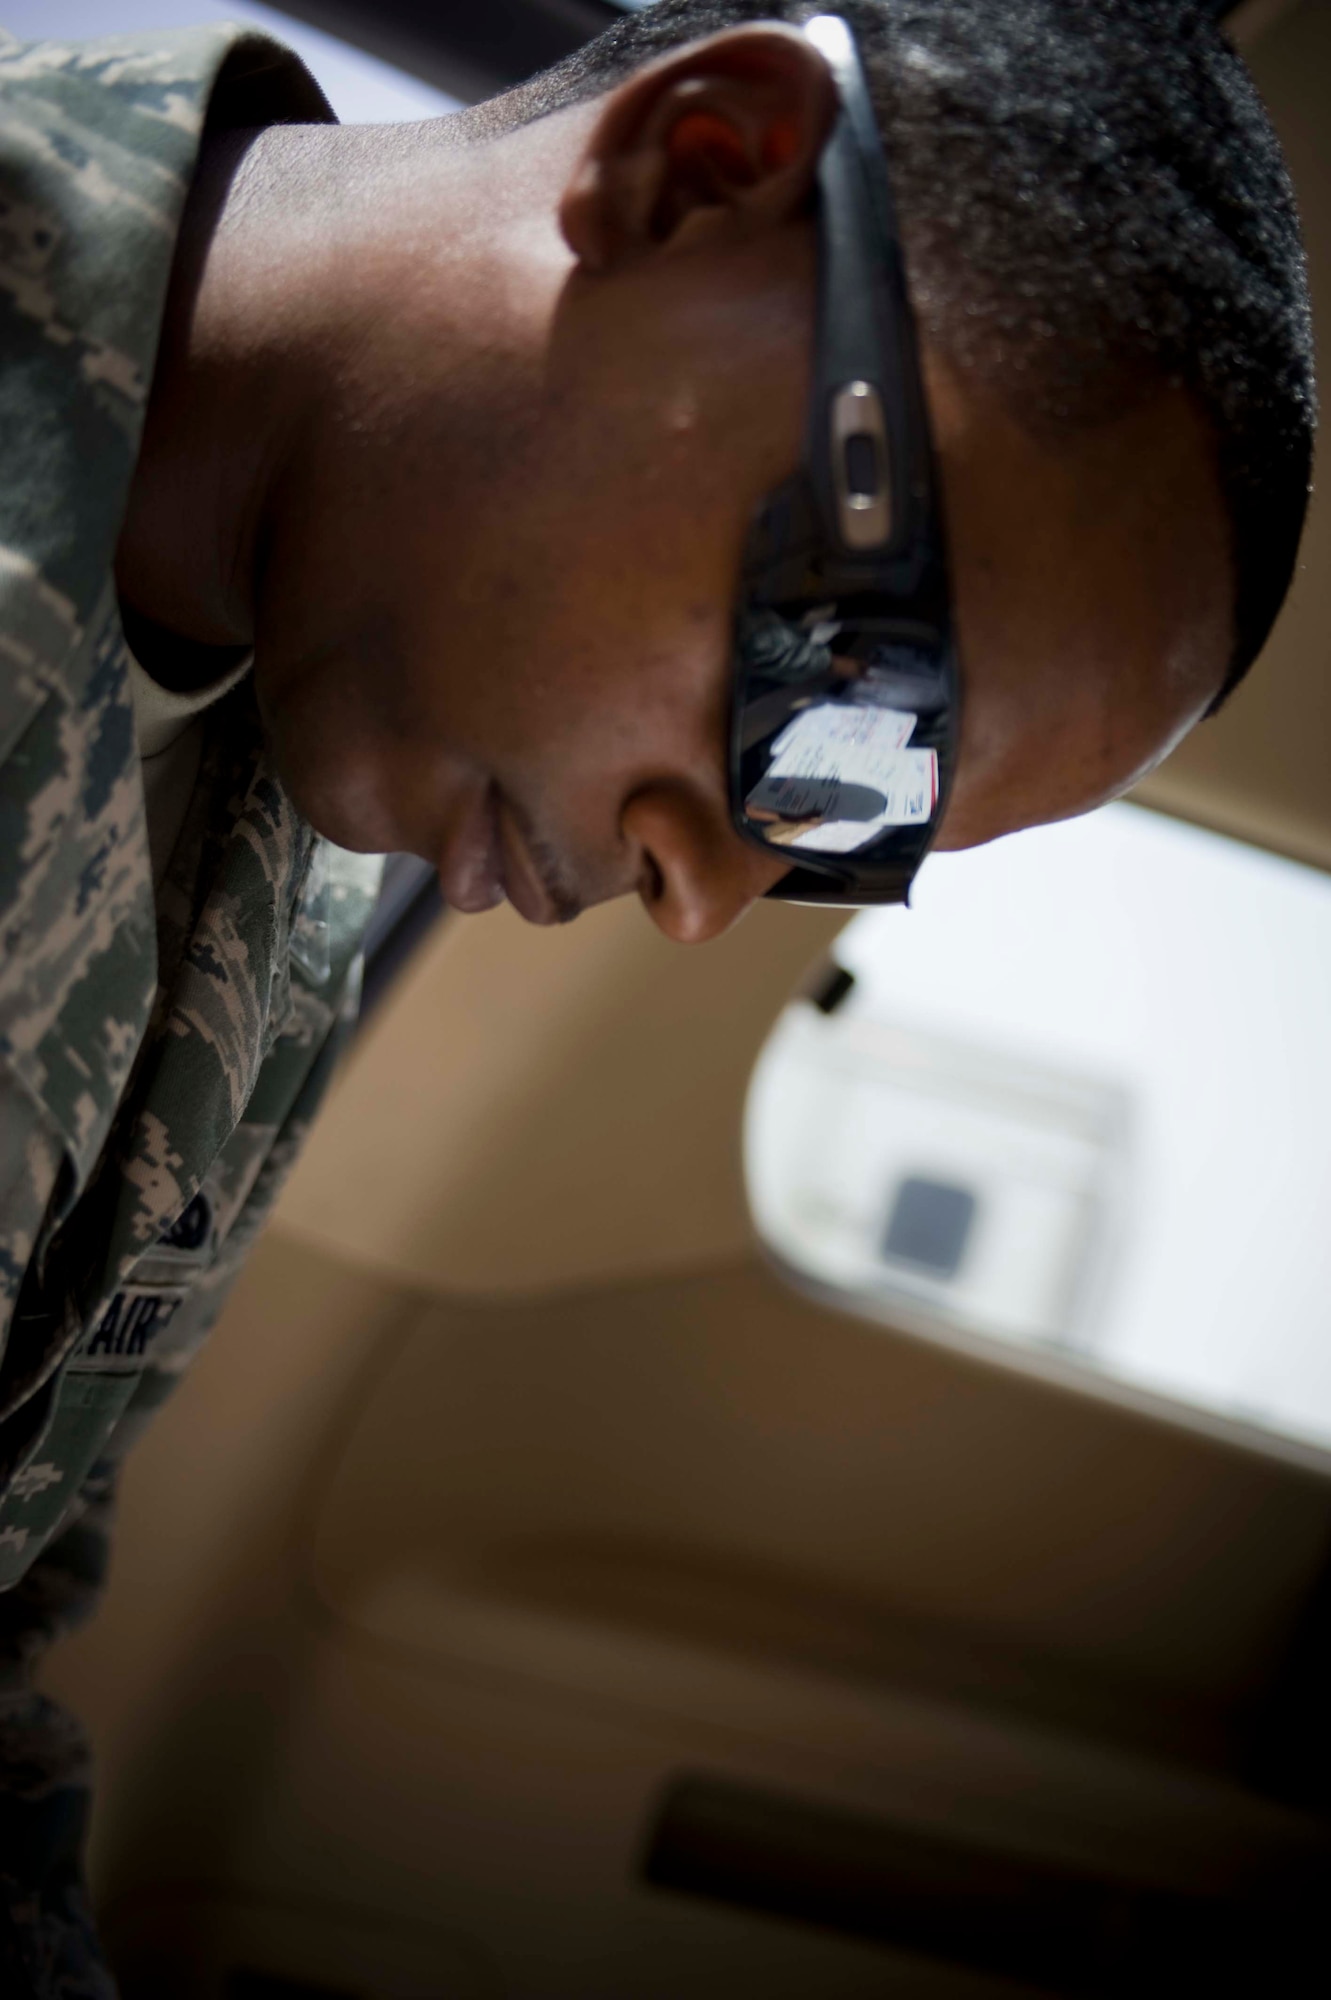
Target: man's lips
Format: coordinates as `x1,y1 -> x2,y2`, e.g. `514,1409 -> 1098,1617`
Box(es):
496,790 -> 564,925
437,780 -> 506,915
437,781 -> 566,924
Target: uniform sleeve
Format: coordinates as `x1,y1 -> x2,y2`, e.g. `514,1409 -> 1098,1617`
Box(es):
0,963 -> 363,1997
0,1075 -> 70,1517
0,1072 -> 63,1377
0,1088 -> 112,1997
0,1458 -> 117,1999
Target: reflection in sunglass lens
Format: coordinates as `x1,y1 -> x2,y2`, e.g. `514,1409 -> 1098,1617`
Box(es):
734,606 -> 951,869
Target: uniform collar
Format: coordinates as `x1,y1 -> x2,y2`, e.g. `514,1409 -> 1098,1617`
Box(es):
126,643 -> 253,759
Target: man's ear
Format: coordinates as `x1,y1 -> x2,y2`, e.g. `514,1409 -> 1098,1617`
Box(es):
560,25 -> 838,272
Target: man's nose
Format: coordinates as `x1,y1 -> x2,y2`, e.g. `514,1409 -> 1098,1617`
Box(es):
622,785 -> 789,944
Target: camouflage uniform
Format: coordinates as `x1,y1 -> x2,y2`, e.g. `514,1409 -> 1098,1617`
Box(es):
0,27 -> 382,1991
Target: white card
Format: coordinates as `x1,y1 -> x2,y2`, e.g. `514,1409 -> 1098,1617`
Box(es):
785,746 -> 939,852
767,702 -> 917,788
759,702 -> 936,853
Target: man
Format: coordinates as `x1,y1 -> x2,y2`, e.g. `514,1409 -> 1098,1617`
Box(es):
0,0 -> 1314,1988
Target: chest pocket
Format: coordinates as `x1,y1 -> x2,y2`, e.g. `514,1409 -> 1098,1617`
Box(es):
66,1184 -> 216,1378
0,1172 -> 234,1585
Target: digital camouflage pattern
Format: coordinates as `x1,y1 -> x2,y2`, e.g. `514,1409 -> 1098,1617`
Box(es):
0,26 -> 381,1992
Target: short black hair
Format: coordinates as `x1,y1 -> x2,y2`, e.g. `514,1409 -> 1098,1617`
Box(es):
521,0 -> 1316,705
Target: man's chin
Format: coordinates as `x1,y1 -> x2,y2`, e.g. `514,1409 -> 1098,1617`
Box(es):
262,715 -> 405,856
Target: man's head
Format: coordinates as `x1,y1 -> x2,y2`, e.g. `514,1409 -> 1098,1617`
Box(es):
118,0 -> 1314,939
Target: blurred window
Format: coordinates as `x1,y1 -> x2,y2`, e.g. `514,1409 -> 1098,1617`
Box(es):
746,803 -> 1331,1470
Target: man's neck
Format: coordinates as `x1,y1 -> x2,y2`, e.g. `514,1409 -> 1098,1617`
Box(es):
114,121 -> 334,660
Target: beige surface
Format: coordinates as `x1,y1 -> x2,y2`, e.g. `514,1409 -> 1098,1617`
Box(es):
1134,0 -> 1331,868
313,1261 -> 1331,1761
44,1233 -> 1331,1994
171,1641 -> 1055,2000
40,1232 -> 420,1900
276,894 -> 845,1296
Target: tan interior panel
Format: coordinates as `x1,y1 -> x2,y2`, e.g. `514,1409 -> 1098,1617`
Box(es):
313,1261 -> 1331,1772
184,1644 -> 1058,2000
277,896 -> 845,1296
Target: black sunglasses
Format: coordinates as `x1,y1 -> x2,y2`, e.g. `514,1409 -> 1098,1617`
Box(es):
730,12 -> 960,908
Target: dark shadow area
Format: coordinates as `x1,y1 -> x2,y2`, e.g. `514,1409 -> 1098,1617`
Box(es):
1240,1527 -> 1331,1813
273,0 -> 632,101
642,1774 -> 1323,1998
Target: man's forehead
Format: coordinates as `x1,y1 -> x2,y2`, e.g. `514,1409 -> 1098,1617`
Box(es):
925,364 -> 1234,852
